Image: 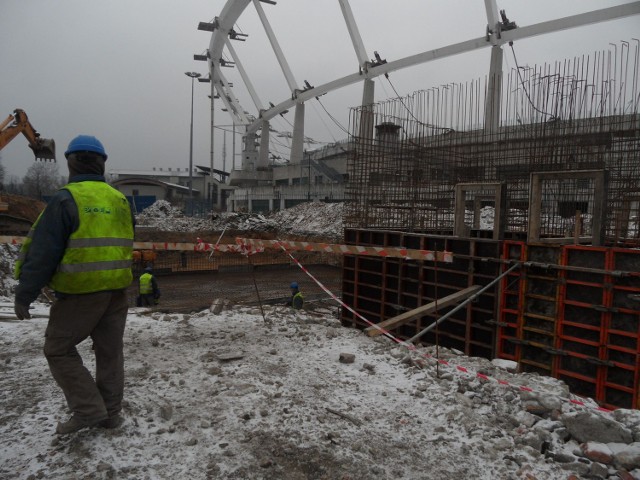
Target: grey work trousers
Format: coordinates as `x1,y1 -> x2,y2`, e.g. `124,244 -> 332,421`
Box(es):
43,289 -> 128,422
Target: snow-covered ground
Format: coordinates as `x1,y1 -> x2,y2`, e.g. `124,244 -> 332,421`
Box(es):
3,301 -> 640,479
2,202 -> 640,479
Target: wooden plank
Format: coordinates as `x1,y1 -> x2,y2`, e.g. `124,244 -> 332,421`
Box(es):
365,285 -> 482,337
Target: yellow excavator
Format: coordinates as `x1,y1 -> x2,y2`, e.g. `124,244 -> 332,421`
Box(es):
0,109 -> 56,161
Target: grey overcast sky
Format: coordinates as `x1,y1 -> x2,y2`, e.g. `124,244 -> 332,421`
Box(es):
1,1 -> 638,181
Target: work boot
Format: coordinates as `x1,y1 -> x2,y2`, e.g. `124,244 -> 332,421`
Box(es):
56,415 -> 107,435
99,414 -> 124,429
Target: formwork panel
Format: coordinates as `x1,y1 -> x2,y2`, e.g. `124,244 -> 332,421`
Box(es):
605,248 -> 640,409
563,303 -> 600,325
558,359 -> 598,402
556,246 -> 608,406
521,344 -> 553,375
341,229 -> 500,358
497,241 -> 525,361
612,249 -> 640,273
604,385 -> 635,411
554,245 -> 640,409
417,237 -> 500,358
519,245 -> 562,374
603,352 -> 637,410
524,297 -> 557,322
563,304 -> 603,330
565,283 -> 605,304
565,248 -> 607,283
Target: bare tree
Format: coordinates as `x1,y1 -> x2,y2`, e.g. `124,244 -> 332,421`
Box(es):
0,158 -> 5,187
22,162 -> 65,199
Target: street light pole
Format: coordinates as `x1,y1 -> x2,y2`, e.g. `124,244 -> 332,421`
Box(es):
185,71 -> 201,209
306,150 -> 310,201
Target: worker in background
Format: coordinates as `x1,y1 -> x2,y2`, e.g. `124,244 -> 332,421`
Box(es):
138,266 -> 160,306
287,281 -> 304,310
14,134 -> 134,435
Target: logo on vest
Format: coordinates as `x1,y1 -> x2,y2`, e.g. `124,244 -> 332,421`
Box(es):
83,206 -> 112,214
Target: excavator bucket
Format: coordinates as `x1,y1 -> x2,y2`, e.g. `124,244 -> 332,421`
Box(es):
29,138 -> 56,161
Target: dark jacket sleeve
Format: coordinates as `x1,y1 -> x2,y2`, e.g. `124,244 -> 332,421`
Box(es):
15,190 -> 77,305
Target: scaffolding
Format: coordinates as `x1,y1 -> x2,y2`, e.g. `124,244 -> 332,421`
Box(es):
346,41 -> 640,246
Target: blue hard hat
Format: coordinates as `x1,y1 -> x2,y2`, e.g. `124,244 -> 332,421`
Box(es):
65,135 -> 108,160
290,282 -> 298,289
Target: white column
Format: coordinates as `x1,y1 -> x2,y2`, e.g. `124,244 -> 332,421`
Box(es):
290,103 -> 305,165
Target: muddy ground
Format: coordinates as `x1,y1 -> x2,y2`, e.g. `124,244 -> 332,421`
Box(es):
126,264 -> 343,314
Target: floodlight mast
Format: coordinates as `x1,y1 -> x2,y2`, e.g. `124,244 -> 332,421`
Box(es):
185,71 -> 201,203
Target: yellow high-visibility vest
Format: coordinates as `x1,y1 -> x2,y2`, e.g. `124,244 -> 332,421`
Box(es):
17,181 -> 134,293
139,272 -> 153,294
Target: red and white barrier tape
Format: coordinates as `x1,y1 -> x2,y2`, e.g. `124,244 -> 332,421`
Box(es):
0,235 -> 452,263
244,238 -> 452,262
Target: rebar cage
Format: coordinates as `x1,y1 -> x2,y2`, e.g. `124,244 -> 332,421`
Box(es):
346,42 -> 640,246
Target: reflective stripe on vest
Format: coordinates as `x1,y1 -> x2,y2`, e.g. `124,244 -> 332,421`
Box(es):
67,237 -> 134,248
47,181 -> 134,293
139,272 -> 153,294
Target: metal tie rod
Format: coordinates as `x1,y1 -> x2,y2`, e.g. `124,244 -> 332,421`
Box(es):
406,262 -> 521,345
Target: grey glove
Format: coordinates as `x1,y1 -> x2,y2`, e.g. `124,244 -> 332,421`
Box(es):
14,302 -> 31,320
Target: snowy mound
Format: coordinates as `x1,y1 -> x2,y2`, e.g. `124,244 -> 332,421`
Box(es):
136,200 -> 216,232
209,212 -> 278,234
136,200 -> 343,240
271,202 -> 344,240
0,244 -> 19,298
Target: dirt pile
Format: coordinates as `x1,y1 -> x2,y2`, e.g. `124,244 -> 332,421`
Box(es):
0,194 -> 46,235
0,193 -> 46,222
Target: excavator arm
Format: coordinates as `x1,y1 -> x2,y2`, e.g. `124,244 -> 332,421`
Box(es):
0,109 -> 56,161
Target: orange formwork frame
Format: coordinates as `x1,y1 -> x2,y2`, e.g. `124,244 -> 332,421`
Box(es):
498,242 -> 640,410
497,241 -> 526,362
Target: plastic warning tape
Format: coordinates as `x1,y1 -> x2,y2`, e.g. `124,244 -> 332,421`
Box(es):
0,236 -> 451,263
0,236 -> 247,254
134,239 -> 248,253
0,236 -> 23,246
279,243 -> 612,414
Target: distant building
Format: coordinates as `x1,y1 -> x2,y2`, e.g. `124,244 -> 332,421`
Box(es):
107,140 -> 352,215
108,166 -> 234,214
227,140 -> 351,213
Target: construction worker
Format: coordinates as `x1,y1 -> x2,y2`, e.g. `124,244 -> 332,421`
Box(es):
287,281 -> 304,310
14,134 -> 134,435
138,266 -> 160,306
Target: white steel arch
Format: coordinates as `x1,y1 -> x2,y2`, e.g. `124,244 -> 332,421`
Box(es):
205,1 -> 640,162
